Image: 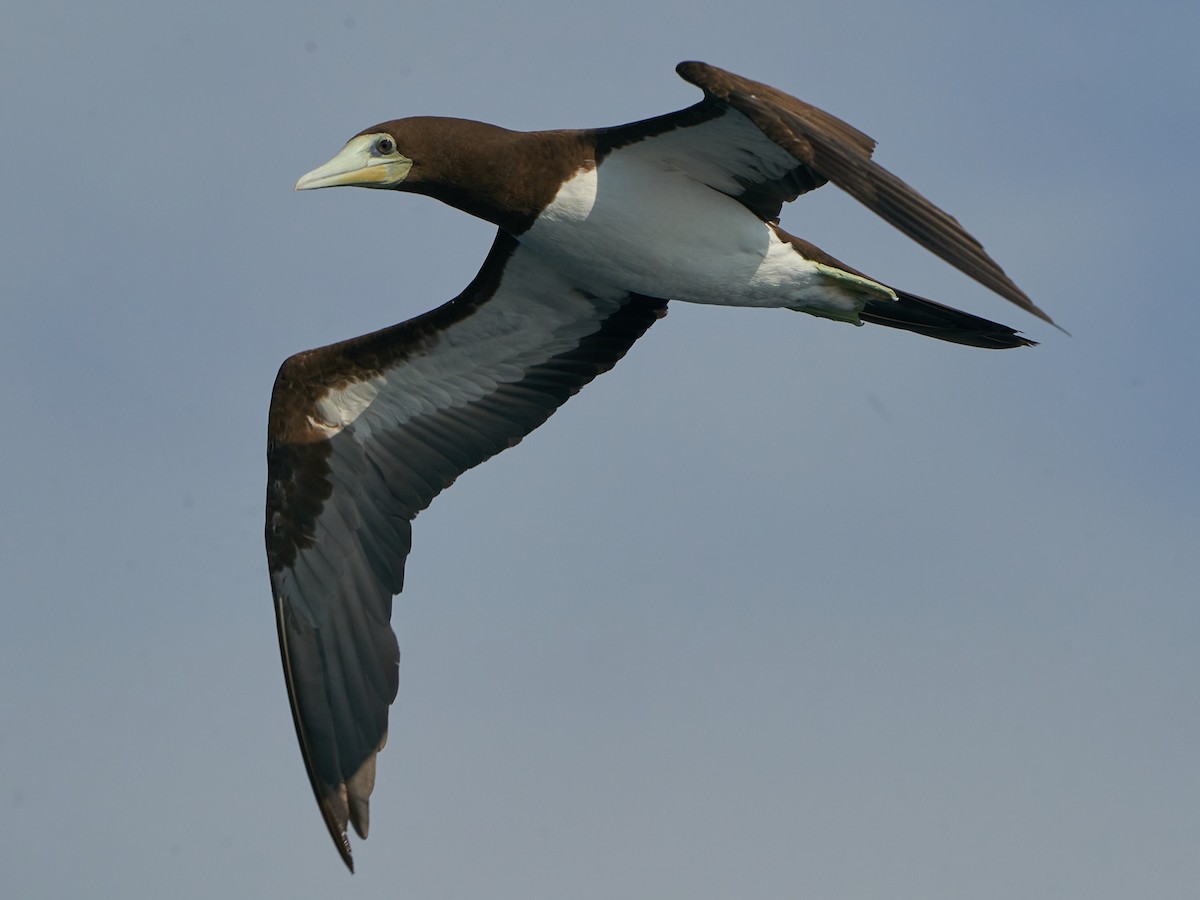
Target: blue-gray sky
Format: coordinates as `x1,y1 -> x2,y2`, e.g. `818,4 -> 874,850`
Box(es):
2,1 -> 1197,897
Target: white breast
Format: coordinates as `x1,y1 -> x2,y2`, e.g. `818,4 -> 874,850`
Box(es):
521,148 -> 888,321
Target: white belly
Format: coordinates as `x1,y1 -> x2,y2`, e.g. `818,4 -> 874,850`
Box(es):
520,159 -> 892,320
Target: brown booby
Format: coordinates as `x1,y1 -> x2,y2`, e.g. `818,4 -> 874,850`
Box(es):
269,61 -> 1052,870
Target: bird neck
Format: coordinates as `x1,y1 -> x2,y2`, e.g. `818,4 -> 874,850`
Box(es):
403,119 -> 593,235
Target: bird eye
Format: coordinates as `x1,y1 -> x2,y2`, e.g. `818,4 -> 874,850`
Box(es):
375,137 -> 395,155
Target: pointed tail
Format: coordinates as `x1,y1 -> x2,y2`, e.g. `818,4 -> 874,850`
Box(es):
859,291 -> 1036,349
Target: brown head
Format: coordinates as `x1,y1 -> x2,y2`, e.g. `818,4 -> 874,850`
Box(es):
296,116 -> 591,233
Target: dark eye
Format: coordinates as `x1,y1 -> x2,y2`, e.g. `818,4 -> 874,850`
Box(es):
375,137 -> 395,155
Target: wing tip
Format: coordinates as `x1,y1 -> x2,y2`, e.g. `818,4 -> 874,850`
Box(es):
1008,288 -> 1061,332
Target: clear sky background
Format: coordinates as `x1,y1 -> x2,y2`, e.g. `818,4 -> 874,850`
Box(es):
2,1 -> 1197,897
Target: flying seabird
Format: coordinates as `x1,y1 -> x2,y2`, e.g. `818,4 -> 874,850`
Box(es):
268,61 -> 1052,870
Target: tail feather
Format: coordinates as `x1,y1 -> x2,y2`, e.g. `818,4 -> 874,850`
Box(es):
859,291 -> 1036,349
767,226 -> 1038,349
